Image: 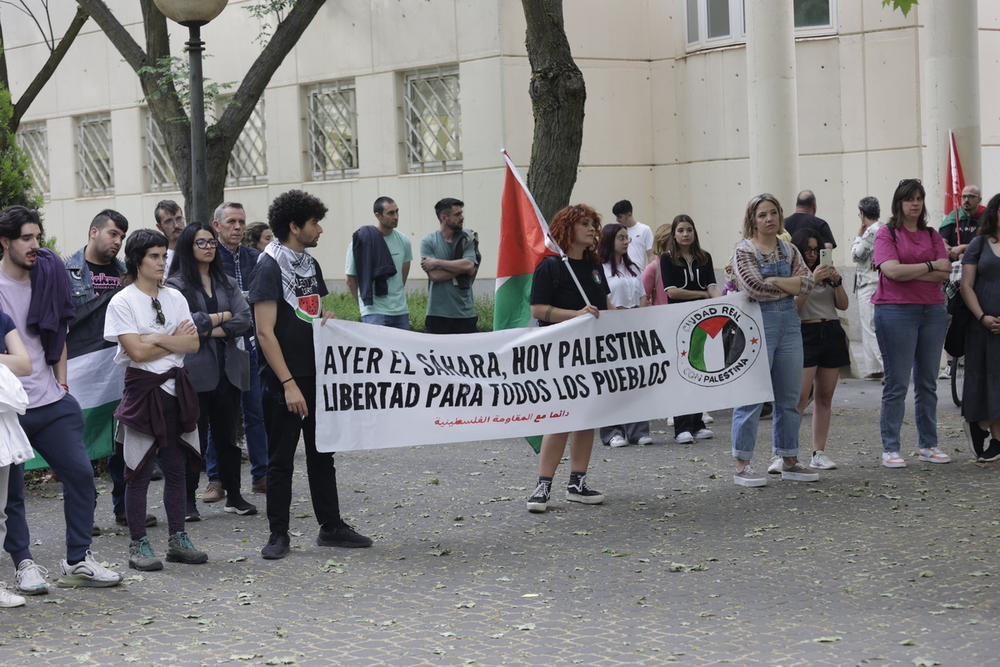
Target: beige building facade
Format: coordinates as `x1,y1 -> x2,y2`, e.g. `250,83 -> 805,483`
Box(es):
2,0 -> 997,275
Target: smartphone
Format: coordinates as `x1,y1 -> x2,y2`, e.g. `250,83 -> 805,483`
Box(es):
819,249 -> 833,267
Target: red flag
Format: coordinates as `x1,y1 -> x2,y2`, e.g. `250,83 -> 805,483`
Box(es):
944,130 -> 965,218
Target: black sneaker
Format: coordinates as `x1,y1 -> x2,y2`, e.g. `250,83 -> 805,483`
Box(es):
261,532 -> 291,560
965,421 -> 990,460
526,480 -> 552,513
982,438 -> 1000,463
224,496 -> 258,516
184,502 -> 201,523
317,524 -> 373,548
566,476 -> 604,505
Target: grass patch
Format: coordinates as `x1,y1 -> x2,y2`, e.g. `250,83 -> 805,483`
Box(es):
322,291 -> 496,333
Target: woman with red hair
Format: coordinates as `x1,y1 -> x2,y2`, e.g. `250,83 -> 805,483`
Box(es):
526,204 -> 614,513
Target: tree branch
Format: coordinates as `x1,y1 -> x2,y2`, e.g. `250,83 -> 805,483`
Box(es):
10,6 -> 89,131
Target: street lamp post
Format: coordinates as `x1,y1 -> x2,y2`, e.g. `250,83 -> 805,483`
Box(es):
153,0 -> 228,225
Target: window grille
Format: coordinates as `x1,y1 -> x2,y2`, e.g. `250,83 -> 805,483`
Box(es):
77,113 -> 114,197
403,67 -> 462,174
145,112 -> 178,192
307,81 -> 359,181
225,98 -> 268,187
16,122 -> 49,198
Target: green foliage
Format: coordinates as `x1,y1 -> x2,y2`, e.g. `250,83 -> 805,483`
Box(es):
244,0 -> 296,43
137,56 -> 235,124
881,0 -> 917,17
321,290 -> 496,333
0,85 -> 44,212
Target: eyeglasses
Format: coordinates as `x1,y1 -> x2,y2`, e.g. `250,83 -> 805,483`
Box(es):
615,235 -> 630,242
898,178 -> 922,186
803,247 -> 819,255
194,239 -> 218,249
151,297 -> 165,326
160,216 -> 185,227
961,194 -> 981,200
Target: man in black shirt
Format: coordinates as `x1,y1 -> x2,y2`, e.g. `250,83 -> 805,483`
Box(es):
783,190 -> 836,249
248,190 -> 372,560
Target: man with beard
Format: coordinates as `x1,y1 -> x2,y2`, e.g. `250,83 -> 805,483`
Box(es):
0,206 -> 122,594
940,184 -> 986,261
419,198 -> 479,334
154,200 -> 185,278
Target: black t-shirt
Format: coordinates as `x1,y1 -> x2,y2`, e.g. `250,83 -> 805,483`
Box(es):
530,256 -> 610,326
784,213 -> 837,248
87,261 -> 123,296
940,214 -> 981,247
247,254 -> 328,379
660,252 -> 717,304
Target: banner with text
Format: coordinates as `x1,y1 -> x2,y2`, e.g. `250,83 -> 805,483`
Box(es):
314,293 -> 772,452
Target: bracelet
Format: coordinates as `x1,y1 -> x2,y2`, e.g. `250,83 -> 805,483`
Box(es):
544,306 -> 554,323
281,377 -> 295,385
830,278 -> 843,288
925,261 -> 933,273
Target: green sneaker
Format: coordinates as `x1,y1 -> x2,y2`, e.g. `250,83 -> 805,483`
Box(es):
165,532 -> 208,565
128,537 -> 163,571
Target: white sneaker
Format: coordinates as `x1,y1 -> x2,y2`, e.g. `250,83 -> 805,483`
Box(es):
608,435 -> 628,448
14,559 -> 49,596
675,431 -> 694,444
733,465 -> 767,487
635,436 -> 653,446
702,412 -> 714,424
666,417 -> 674,426
767,456 -> 783,474
938,366 -> 951,380
0,586 -> 26,608
57,552 -> 123,588
694,428 -> 714,440
881,452 -> 907,468
810,451 -> 837,470
918,447 -> 951,464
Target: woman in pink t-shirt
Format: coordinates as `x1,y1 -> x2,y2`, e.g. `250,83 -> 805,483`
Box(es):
872,178 -> 952,468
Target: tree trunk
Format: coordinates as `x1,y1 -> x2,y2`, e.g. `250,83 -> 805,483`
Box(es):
521,0 -> 586,224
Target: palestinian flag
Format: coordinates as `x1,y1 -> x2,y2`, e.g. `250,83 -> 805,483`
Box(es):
943,129 -> 965,220
493,148 -> 560,331
494,149 -> 560,452
689,316 -> 746,372
27,290 -> 123,470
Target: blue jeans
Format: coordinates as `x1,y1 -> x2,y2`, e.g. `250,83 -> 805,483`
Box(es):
874,303 -> 947,453
362,313 -> 410,330
731,299 -> 803,461
206,348 -> 268,483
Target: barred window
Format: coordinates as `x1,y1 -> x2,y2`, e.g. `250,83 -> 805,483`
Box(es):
16,121 -> 49,198
145,112 -> 178,192
225,98 -> 268,187
77,113 -> 114,197
306,81 -> 359,181
403,67 -> 461,174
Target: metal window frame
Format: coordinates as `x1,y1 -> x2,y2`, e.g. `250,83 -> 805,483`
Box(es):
144,111 -> 179,193
403,66 -> 462,174
306,80 -> 359,181
224,98 -> 268,187
77,113 -> 115,198
16,121 -> 49,199
685,0 -> 836,51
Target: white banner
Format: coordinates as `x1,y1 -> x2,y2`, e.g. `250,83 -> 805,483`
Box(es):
314,293 -> 773,451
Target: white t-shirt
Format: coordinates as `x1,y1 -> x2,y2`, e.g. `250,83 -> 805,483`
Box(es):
104,283 -> 192,394
626,221 -> 653,268
603,263 -> 645,309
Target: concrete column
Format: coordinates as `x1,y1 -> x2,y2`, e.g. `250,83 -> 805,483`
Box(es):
924,0 -> 980,219
745,0 -> 799,209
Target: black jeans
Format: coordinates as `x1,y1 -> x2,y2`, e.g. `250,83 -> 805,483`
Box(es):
192,375 -> 244,500
261,374 -> 344,534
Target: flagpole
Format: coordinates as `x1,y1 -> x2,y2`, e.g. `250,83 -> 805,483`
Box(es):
500,148 -> 592,308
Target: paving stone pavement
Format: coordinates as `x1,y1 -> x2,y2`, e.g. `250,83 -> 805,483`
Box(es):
0,377 -> 997,667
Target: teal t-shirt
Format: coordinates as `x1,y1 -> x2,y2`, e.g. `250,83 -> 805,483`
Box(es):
345,228 -> 413,317
420,230 -> 478,318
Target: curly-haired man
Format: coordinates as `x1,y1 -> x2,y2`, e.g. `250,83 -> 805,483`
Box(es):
247,190 -> 372,559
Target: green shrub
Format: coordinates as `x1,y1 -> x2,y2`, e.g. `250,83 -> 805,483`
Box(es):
322,290 -> 496,333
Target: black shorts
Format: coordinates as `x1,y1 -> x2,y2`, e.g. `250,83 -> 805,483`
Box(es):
801,320 -> 850,369
424,315 -> 478,334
